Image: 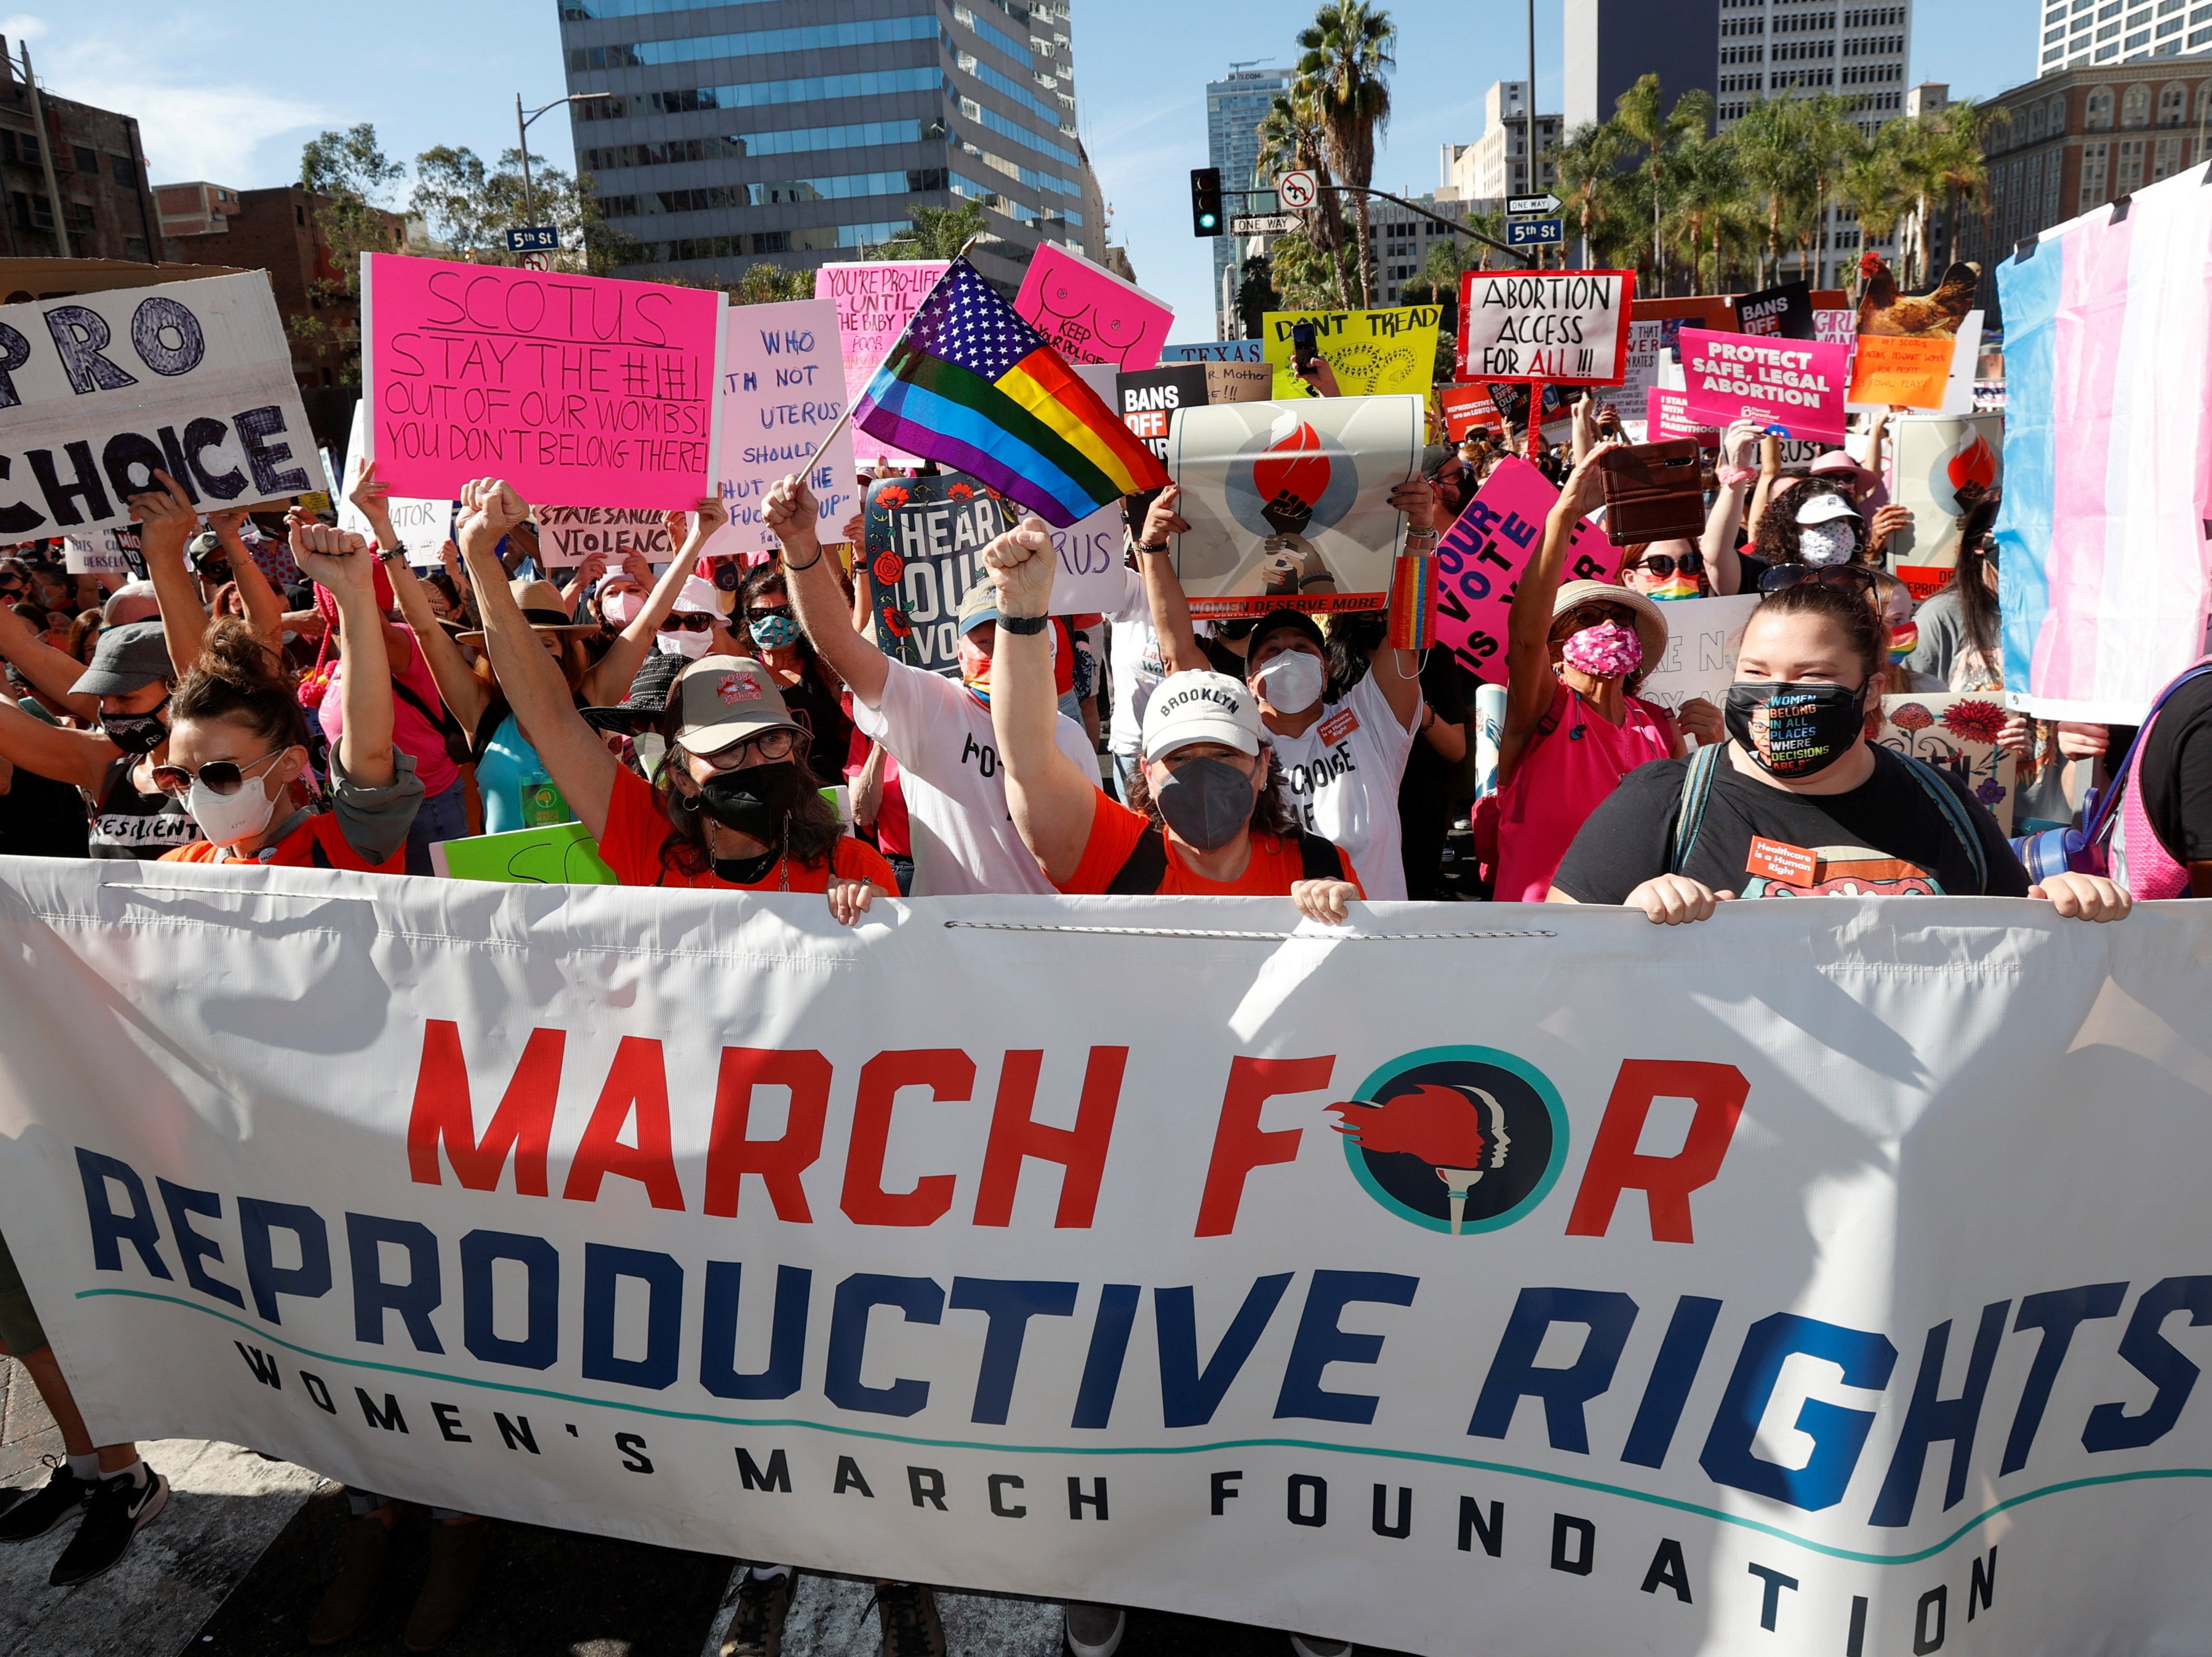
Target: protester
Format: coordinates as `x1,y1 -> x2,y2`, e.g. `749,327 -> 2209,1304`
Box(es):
1550,572 -> 2132,922
454,478 -> 893,914
732,560 -> 855,769
764,473 -> 1095,896
2112,652 -> 2212,899
1127,482 -> 1432,899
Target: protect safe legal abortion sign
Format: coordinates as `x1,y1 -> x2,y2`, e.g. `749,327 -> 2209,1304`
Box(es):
1678,327 -> 1851,444
0,272 -> 324,540
360,254 -> 725,510
9,859 -> 2212,1656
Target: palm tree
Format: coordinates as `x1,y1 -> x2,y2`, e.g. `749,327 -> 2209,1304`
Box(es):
1837,129 -> 1911,291
1798,93 -> 1864,287
1552,119 -> 1629,271
1909,101 -> 2005,284
1295,1 -> 1396,309
1731,96 -> 1818,285
1608,77 -> 1712,295
1256,85 -> 1346,301
1659,129 -> 1747,295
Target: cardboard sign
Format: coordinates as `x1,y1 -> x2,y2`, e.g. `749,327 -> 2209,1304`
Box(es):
336,401 -> 454,566
1202,361 -> 1274,404
0,272 -> 325,539
61,529 -> 132,575
816,261 -> 949,469
1678,328 -> 1850,443
1886,412 -> 2002,599
1814,308 -> 1856,344
860,471 -> 1012,676
1116,364 -> 1210,463
1431,456 -> 1620,684
1633,593 -> 1759,718
1590,320 -> 1664,420
536,506 -> 674,569
1735,280 -> 1816,340
1161,338 -> 1264,363
1014,244 -> 1172,373
1873,692 -> 2019,829
1484,382 -> 1575,437
428,822 -> 617,885
1457,270 -> 1635,384
361,254 -> 723,509
1645,387 -> 1720,447
1848,334 -> 1960,410
1264,305 -> 1441,400
1166,395 -> 1423,616
705,297 -> 857,561
1440,384 -> 1498,439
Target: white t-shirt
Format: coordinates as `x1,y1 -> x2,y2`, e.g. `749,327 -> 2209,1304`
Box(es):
854,660 -> 1099,897
1105,567 -> 1165,760
1262,666 -> 1420,901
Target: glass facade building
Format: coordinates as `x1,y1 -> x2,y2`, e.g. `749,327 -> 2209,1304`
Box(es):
557,0 -> 1101,292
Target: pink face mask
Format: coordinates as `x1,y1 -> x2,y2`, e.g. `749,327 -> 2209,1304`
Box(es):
1561,620 -> 1644,680
600,589 -> 643,628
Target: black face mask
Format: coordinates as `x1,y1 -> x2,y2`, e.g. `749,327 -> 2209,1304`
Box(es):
100,696 -> 170,756
712,848 -> 781,886
695,758 -> 803,840
1725,680 -> 1868,780
1153,756 -> 1258,851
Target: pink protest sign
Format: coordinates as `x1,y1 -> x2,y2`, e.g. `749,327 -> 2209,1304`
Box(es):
1646,387 -> 1721,447
1433,456 -> 1620,686
1014,243 -> 1173,372
360,254 -> 723,509
815,261 -> 949,468
1678,327 -> 1849,443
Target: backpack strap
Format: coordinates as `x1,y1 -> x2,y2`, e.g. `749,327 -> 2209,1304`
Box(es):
1296,831 -> 1347,883
1667,742 -> 1727,875
2080,657 -> 2212,849
1104,823 -> 1171,895
468,692 -> 514,768
391,674 -> 468,759
1889,752 -> 1988,892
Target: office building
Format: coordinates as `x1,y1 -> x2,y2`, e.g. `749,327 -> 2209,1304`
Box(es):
0,36 -> 164,262
1714,0 -> 1913,131
1565,0 -> 1721,130
1438,82 -> 1560,204
1366,193 -> 1469,306
1207,65 -> 1294,337
557,0 -> 1102,296
2038,0 -> 2212,75
1957,60 -> 2212,318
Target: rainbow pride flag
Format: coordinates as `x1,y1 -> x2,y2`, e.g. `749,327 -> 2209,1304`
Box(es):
853,258 -> 1167,526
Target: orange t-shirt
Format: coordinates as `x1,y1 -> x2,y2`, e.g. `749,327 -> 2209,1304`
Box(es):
162,813 -> 405,875
598,765 -> 897,893
1058,789 -> 1365,897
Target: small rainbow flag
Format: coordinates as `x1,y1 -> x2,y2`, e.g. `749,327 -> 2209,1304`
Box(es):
853,257 -> 1167,527
1386,550 -> 1437,650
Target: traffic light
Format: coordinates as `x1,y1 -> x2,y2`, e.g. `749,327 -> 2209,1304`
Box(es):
1190,167 -> 1223,237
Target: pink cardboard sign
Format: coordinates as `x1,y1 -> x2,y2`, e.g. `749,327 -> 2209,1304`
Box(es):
815,261 -> 950,469
1678,327 -> 1849,444
1646,387 -> 1721,447
1014,243 -> 1172,372
1433,455 -> 1620,685
361,254 -> 723,509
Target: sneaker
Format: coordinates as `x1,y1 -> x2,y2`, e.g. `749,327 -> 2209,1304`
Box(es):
721,1567 -> 796,1657
49,1466 -> 168,1587
0,1459 -> 93,1544
402,1518 -> 486,1652
870,1581 -> 946,1657
1288,1638 -> 1354,1657
308,1508 -> 395,1645
1064,1601 -> 1126,1657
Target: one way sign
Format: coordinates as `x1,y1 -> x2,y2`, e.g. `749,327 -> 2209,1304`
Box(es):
1507,192 -> 1562,216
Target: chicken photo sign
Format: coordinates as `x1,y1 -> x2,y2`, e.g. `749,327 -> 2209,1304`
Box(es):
1846,255 -> 1980,409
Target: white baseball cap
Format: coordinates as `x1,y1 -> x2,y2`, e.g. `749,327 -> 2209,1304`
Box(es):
1141,670 -> 1263,760
1795,491 -> 1860,527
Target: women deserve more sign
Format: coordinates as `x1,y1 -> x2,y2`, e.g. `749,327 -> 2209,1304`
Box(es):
361,254 -> 724,510
1677,328 -> 1849,443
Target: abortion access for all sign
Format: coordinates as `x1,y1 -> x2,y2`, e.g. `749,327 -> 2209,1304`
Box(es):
361,254 -> 724,510
1678,329 -> 1849,444
1456,270 -> 1634,385
0,271 -> 324,538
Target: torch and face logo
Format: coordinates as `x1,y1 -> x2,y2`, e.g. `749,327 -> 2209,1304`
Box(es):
1328,1048 -> 1566,1237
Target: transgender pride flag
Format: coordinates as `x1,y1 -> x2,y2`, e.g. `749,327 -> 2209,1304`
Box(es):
1996,159 -> 2212,722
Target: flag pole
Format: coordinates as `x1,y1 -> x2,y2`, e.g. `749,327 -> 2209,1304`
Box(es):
799,232 -> 989,478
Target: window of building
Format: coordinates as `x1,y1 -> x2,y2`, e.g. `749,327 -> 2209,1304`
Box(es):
2121,83 -> 2152,122
71,144 -> 95,172
2086,87 -> 2115,126
2079,139 -> 2110,207
64,199 -> 94,234
110,155 -> 137,187
2116,136 -> 2146,189
2152,134 -> 2183,176
8,191 -> 52,232
2156,82 -> 2187,121
125,236 -> 149,261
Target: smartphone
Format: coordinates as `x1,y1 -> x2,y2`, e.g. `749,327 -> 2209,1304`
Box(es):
1291,321 -> 1318,374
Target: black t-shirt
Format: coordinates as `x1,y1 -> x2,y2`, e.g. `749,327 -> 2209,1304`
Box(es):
2136,671 -> 2212,865
0,762 -> 89,858
1402,650 -> 1474,810
1554,743 -> 2030,901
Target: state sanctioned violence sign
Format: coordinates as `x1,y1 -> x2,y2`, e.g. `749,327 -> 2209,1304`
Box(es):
1456,270 -> 1635,385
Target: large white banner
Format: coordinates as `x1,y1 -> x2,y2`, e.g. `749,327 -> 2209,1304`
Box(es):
4,858 -> 2212,1657
0,273 -> 325,538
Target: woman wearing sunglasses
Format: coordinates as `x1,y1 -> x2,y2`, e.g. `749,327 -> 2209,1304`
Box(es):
734,561 -> 855,774
1549,568 -> 2133,924
456,478 -> 893,922
157,522 -> 423,872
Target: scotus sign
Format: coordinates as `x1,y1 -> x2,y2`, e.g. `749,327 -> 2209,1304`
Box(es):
2,861 -> 2211,1655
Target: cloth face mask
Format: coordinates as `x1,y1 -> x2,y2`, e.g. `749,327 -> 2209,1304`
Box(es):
666,624 -> 715,660
100,698 -> 171,755
750,612 -> 801,650
1725,680 -> 1867,779
696,758 -> 802,839
1560,620 -> 1644,680
1152,755 -> 1256,851
1798,522 -> 1858,567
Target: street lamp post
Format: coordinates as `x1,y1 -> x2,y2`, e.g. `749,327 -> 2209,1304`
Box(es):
514,93 -> 610,234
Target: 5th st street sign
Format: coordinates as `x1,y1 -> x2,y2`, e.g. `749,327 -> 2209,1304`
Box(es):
1507,218 -> 1564,247
504,226 -> 560,252
1506,193 -> 1563,216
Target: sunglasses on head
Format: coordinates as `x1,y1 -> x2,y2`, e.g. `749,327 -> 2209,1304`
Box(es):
1630,550 -> 1704,579
658,612 -> 716,633
151,748 -> 284,798
1758,564 -> 1878,597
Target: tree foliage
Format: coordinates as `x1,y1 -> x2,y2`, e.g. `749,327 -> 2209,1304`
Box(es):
1294,1 -> 1396,309
862,200 -> 989,261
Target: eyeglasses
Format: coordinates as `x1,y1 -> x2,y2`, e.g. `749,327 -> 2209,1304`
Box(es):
657,613 -> 716,633
1758,564 -> 1878,598
151,748 -> 284,798
1555,602 -> 1634,635
745,604 -> 792,620
689,728 -> 802,769
1628,550 -> 1704,580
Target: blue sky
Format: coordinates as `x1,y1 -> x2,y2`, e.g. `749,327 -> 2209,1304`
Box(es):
8,1 -> 2036,336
